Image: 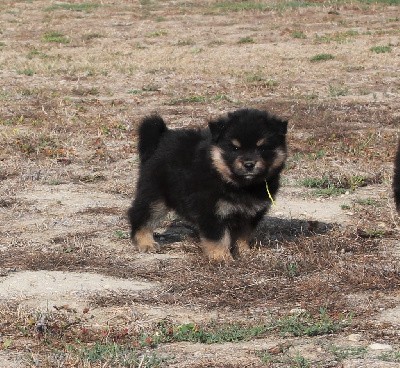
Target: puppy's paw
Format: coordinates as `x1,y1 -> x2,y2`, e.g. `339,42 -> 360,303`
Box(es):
133,228 -> 158,253
201,237 -> 234,263
236,238 -> 251,255
206,248 -> 234,263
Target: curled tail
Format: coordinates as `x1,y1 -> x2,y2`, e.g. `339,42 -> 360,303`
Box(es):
394,139 -> 400,212
138,115 -> 167,163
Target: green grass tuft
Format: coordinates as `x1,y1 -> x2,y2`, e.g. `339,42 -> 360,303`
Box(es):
378,350 -> 400,362
17,68 -> 35,76
370,45 -> 392,53
355,198 -> 379,206
301,177 -> 331,189
300,174 -> 369,197
238,36 -> 255,44
291,30 -> 307,39
272,308 -> 350,337
358,0 -> 400,4
82,33 -> 103,41
213,1 -> 269,12
42,31 -> 70,44
310,53 -> 335,62
45,3 -> 101,12
260,351 -> 311,367
114,230 -> 129,239
153,321 -> 267,344
27,48 -> 48,59
176,39 -> 195,46
329,84 -> 349,97
315,30 -> 359,44
146,30 -> 168,37
329,345 -> 367,361
71,342 -> 165,367
167,95 -> 207,105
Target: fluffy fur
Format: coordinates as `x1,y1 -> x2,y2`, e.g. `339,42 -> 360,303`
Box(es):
394,139 -> 400,212
128,108 -> 288,262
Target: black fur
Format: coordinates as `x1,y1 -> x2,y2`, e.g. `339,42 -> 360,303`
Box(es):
394,139 -> 400,212
138,115 -> 167,164
128,108 -> 288,261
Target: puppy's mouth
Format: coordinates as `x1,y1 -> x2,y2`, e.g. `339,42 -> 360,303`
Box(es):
236,171 -> 263,184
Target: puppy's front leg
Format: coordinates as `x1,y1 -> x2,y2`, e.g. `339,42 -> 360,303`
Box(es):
200,229 -> 233,263
133,227 -> 158,253
236,237 -> 251,254
235,223 -> 254,256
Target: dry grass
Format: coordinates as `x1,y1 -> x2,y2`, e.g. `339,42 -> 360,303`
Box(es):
86,229 -> 399,316
1,0 -> 400,367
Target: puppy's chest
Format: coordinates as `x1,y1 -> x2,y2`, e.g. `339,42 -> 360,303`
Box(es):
215,194 -> 268,219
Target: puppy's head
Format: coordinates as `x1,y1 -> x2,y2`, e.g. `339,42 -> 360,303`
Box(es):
209,108 -> 287,186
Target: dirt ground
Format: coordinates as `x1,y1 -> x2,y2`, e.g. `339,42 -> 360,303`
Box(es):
0,0 -> 399,367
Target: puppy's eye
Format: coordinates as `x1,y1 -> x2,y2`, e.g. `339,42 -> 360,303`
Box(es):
231,139 -> 241,151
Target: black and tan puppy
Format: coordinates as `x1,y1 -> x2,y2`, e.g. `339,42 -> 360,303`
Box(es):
128,108 -> 288,262
394,139 -> 400,212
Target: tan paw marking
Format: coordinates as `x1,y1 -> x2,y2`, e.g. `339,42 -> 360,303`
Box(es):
236,238 -> 251,255
134,228 -> 158,252
201,231 -> 233,263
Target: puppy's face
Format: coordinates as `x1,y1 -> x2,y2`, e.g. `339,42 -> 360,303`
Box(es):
209,109 -> 287,186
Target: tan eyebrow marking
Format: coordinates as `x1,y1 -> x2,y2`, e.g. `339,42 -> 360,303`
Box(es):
256,138 -> 267,147
231,139 -> 241,148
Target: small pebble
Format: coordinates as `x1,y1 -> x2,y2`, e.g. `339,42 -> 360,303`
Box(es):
368,343 -> 393,351
347,333 -> 362,342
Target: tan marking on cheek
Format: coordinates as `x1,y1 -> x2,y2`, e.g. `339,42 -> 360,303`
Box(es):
269,148 -> 287,171
211,146 -> 234,184
234,157 -> 245,170
255,159 -> 266,170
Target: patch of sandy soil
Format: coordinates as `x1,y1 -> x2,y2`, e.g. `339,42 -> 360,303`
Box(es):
343,360 -> 400,368
0,270 -> 156,309
0,353 -> 22,368
271,186 -> 373,225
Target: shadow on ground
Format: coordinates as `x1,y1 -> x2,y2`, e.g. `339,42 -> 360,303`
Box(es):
154,217 -> 334,246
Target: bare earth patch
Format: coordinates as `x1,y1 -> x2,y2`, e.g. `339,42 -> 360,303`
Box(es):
0,0 -> 399,367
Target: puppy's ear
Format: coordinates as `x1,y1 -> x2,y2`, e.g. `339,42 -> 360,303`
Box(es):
270,117 -> 288,136
277,119 -> 288,135
208,117 -> 229,142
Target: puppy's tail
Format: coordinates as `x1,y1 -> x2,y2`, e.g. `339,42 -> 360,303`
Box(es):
138,114 -> 167,163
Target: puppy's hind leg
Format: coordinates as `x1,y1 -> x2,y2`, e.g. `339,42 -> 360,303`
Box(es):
128,199 -> 166,253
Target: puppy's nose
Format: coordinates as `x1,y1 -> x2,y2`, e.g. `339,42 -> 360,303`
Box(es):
243,161 -> 255,171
